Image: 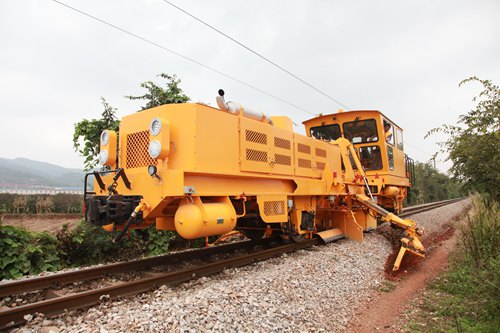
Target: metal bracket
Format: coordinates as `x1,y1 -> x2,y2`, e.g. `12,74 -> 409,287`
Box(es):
184,186 -> 196,195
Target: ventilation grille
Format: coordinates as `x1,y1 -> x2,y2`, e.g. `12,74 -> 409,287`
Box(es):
316,148 -> 327,158
246,149 -> 268,162
274,137 -> 291,150
298,158 -> 312,168
275,154 -> 291,166
297,143 -> 311,154
245,130 -> 267,145
126,131 -> 158,169
316,161 -> 326,170
263,201 -> 285,216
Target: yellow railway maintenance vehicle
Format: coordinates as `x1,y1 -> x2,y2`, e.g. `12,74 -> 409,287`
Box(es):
85,90 -> 424,270
304,110 -> 415,214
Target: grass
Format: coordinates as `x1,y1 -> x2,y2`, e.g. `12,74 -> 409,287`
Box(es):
405,196 -> 500,333
378,279 -> 397,293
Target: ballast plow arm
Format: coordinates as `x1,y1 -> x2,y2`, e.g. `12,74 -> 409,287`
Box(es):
354,194 -> 425,271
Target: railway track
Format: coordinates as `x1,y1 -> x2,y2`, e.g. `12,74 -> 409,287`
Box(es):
400,198 -> 464,218
0,197 -> 465,329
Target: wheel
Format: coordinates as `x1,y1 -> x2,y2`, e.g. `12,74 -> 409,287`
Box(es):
237,215 -> 266,241
241,228 -> 266,241
280,220 -> 304,243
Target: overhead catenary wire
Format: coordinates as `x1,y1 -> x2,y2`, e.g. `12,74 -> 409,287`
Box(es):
161,0 -> 351,110
50,0 -> 315,116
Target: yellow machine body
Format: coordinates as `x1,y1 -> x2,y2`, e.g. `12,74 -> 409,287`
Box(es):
87,100 -> 424,270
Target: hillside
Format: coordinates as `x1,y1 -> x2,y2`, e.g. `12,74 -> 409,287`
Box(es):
0,157 -> 85,190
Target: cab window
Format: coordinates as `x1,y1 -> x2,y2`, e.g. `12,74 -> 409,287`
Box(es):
383,120 -> 395,146
342,119 -> 378,143
359,146 -> 382,171
387,146 -> 394,170
396,128 -> 403,150
310,124 -> 341,141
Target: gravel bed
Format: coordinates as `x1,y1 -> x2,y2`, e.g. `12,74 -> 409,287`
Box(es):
10,200 -> 471,333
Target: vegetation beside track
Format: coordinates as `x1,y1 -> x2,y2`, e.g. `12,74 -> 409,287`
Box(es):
0,220 -> 180,280
406,77 -> 500,332
405,196 -> 499,332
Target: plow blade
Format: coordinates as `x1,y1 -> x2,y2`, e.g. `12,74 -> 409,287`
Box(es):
316,228 -> 344,243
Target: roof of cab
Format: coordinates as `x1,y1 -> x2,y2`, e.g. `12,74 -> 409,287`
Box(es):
302,110 -> 402,130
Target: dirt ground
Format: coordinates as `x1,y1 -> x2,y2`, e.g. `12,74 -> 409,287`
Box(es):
347,210 -> 468,332
0,214 -> 82,233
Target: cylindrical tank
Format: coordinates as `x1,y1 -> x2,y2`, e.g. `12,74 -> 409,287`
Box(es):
174,202 -> 236,239
381,186 -> 400,197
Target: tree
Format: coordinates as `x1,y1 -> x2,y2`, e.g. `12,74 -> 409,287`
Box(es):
73,98 -> 120,170
426,77 -> 500,200
408,162 -> 463,204
125,73 -> 190,110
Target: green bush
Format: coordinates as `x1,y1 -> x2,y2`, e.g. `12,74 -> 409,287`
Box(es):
145,228 -> 176,256
56,221 -> 123,266
416,196 -> 500,332
0,225 -> 61,279
0,218 -> 179,280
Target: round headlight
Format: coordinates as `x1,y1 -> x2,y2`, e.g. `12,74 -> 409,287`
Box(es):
149,118 -> 162,136
100,130 -> 109,146
98,150 -> 109,164
148,140 -> 162,158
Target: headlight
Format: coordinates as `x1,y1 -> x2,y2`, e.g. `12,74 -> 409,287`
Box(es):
100,130 -> 110,146
149,118 -> 162,136
148,140 -> 162,158
98,150 -> 109,164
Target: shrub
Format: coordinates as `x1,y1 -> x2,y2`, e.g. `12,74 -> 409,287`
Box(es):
0,225 -> 61,280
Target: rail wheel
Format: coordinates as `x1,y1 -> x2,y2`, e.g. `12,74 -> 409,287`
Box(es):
237,215 -> 266,241
280,220 -> 304,243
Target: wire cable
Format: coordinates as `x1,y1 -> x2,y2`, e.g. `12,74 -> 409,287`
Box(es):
161,0 -> 350,110
51,0 -> 315,115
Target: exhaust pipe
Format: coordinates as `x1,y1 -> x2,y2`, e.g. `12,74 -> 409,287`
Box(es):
216,89 -> 273,125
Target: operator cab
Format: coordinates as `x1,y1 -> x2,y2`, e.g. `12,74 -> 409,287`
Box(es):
303,110 -> 414,211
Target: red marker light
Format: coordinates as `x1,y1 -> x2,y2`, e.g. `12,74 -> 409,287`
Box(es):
375,173 -> 379,179
333,171 -> 337,178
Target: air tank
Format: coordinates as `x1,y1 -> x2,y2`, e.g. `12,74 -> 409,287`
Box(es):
174,201 -> 236,239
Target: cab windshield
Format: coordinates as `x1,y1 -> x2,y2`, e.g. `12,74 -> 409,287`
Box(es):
310,124 -> 341,141
343,119 -> 378,143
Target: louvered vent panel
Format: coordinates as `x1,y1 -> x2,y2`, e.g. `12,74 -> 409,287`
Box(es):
126,131 -> 158,168
297,143 -> 311,154
246,149 -> 268,162
245,130 -> 267,145
316,148 -> 327,158
263,201 -> 285,216
275,154 -> 291,166
298,158 -> 312,168
274,137 -> 291,150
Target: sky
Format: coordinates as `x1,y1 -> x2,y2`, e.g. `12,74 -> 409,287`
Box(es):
0,0 -> 499,172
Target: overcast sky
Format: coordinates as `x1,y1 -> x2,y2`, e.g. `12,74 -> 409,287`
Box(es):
1,0 -> 499,172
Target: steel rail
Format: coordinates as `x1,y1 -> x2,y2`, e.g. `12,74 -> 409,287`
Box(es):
400,198 -> 465,218
0,238 -> 320,329
0,238 -> 274,298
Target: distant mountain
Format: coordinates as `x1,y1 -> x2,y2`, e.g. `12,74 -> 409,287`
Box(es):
0,157 -> 85,190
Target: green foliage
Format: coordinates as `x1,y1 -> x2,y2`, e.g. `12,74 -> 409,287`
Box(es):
125,73 -> 190,110
56,221 -> 122,266
406,196 -> 500,332
144,228 -> 176,256
408,162 -> 463,204
426,77 -> 500,200
0,225 -> 61,280
73,98 -> 120,170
